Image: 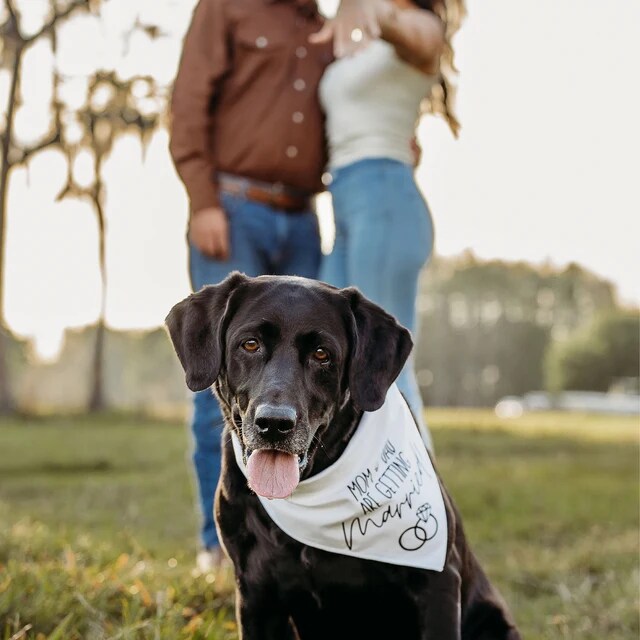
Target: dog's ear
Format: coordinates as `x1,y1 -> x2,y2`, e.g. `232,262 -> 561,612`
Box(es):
165,271 -> 247,392
344,288 -> 413,412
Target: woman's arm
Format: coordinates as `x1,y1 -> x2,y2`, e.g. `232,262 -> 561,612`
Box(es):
310,0 -> 444,72
377,1 -> 445,74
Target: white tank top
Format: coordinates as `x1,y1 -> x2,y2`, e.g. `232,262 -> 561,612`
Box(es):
319,39 -> 438,170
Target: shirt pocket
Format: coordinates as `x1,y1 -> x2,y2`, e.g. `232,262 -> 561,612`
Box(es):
235,25 -> 288,55
232,25 -> 289,89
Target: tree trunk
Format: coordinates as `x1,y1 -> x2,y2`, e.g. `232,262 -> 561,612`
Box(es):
0,44 -> 23,415
88,172 -> 107,412
89,317 -> 106,412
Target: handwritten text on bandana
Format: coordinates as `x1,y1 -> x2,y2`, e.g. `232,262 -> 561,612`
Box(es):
232,384 -> 448,571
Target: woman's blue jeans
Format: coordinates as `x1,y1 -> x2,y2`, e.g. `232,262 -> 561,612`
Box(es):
189,192 -> 321,549
321,158 -> 434,449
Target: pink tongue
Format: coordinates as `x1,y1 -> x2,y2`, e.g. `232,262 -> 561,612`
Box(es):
246,450 -> 300,499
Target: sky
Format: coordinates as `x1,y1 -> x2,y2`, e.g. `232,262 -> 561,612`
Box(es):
2,0 -> 639,359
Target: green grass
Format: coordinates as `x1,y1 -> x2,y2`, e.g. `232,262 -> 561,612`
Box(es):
1,410 -> 638,639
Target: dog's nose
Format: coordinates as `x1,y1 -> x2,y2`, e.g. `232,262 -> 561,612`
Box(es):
254,404 -> 297,441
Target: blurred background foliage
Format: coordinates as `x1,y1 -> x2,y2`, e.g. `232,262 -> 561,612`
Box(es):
1,251 -> 637,415
0,1 -> 638,416
415,252 -> 639,407
0,0 -> 165,413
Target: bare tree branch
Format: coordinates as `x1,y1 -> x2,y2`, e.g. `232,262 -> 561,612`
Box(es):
3,0 -> 23,43
24,0 -> 92,44
5,0 -> 19,23
10,131 -> 61,166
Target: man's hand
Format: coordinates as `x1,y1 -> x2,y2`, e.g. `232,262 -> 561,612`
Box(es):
310,0 -> 382,58
189,206 -> 230,260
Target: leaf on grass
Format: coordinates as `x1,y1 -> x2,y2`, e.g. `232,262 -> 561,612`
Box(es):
9,624 -> 33,640
113,553 -> 130,572
133,579 -> 153,607
183,616 -> 203,634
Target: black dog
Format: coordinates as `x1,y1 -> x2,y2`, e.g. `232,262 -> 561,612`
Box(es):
166,272 -> 521,640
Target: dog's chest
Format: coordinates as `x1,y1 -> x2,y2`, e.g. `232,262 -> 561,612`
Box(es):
280,548 -> 425,637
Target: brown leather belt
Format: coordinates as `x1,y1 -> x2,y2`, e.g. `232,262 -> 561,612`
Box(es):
218,173 -> 312,213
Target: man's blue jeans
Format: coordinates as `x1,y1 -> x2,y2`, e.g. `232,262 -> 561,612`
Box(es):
189,192 -> 321,549
320,158 -> 434,449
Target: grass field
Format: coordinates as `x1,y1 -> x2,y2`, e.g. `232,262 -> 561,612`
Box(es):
1,410 -> 638,639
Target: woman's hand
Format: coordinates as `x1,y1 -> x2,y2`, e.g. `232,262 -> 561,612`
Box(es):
311,0 -> 444,74
309,0 -> 382,58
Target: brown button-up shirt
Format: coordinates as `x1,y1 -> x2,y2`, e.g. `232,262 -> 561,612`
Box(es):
169,0 -> 332,213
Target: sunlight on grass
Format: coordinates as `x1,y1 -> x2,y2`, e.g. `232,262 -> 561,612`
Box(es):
1,410 -> 638,639
1,518 -> 236,639
427,408 -> 639,444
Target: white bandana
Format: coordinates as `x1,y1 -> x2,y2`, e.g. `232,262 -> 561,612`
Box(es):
232,384 -> 448,571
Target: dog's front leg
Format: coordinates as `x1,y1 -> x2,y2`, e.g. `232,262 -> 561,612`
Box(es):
235,582 -> 297,640
418,556 -> 463,640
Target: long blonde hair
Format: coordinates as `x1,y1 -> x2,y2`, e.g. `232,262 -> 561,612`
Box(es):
418,0 -> 466,136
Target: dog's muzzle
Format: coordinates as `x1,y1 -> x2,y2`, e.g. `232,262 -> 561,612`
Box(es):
254,404 -> 297,443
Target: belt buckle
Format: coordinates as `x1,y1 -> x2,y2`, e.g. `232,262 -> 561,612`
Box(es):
270,181 -> 285,208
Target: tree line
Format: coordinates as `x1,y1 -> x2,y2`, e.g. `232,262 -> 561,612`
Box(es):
415,252 -> 639,407
4,251 -> 637,414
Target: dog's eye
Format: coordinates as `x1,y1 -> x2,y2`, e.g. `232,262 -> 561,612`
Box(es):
241,339 -> 260,353
313,347 -> 330,363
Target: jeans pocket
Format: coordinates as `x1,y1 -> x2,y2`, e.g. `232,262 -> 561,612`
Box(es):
220,191 -> 244,215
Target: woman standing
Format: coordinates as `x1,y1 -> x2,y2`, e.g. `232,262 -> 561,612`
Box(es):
316,0 -> 463,449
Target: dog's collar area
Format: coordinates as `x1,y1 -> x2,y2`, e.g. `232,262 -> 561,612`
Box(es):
230,384 -> 449,572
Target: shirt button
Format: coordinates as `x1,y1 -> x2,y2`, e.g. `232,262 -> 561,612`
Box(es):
292,111 -> 304,124
296,46 -> 307,59
293,79 -> 306,92
286,146 -> 298,158
255,36 -> 268,48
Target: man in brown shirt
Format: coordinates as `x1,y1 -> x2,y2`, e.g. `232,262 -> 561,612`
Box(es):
169,0 -> 333,568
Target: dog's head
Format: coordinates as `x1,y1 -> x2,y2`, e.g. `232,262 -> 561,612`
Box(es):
165,272 -> 412,499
